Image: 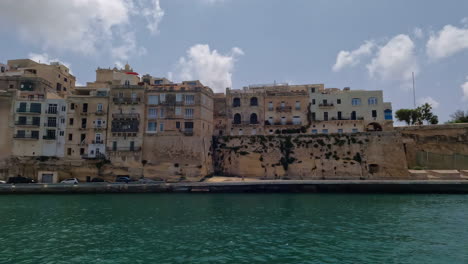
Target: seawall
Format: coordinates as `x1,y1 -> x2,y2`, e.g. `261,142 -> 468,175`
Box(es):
2,181 -> 468,194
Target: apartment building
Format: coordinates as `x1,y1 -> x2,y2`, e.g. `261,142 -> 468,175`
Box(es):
213,93 -> 228,136
5,59 -> 75,97
145,80 -> 214,137
309,87 -> 393,134
65,87 -> 110,160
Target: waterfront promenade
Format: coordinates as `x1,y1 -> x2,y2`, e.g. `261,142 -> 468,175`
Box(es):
1,180 -> 468,194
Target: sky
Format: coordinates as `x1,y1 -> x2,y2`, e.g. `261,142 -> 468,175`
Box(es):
0,0 -> 468,122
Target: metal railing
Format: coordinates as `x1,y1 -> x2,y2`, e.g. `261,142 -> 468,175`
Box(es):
15,121 -> 40,126
276,106 -> 292,112
13,134 -> 39,139
16,108 -> 41,114
112,113 -> 140,119
107,146 -> 141,152
112,97 -> 141,104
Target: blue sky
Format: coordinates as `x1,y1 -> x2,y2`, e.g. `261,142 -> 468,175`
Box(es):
1,0 -> 468,122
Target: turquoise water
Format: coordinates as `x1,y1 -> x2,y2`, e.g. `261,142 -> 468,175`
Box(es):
0,194 -> 467,264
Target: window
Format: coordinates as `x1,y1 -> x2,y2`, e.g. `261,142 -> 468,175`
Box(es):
352,98 -> 361,106
176,94 -> 183,102
160,93 -> 166,102
185,108 -> 194,118
68,134 -> 73,141
47,117 -> 57,127
97,103 -> 103,112
322,129 -> 328,134
67,148 -> 72,156
368,97 -> 378,105
351,111 -> 357,120
311,112 -> 316,121
338,129 -> 343,134
293,116 -> 301,125
268,102 -> 273,111
337,111 -> 342,120
372,110 -> 377,118
280,101 -> 285,108
384,109 -> 393,120
233,113 -> 241,124
281,116 -> 286,125
81,118 -> 87,129
295,101 -> 300,110
159,123 -> 164,132
311,129 -> 318,134
148,108 -> 157,118
185,95 -> 195,105
250,97 -> 258,106
147,122 -> 157,132
184,122 -> 194,131
80,148 -> 85,155
160,108 -> 165,118
62,105 -> 66,112
69,118 -> 74,126
112,142 -> 117,151
312,99 -> 316,105
96,119 -> 103,127
175,107 -> 181,116
311,87 -> 316,93
176,122 -> 180,129
95,133 -> 102,142
71,103 -> 75,110
30,103 -> 41,113
148,95 -> 159,105
337,99 -> 341,104
48,104 -> 57,114
32,116 -> 40,126
233,97 -> 241,107
46,129 -> 56,139
250,113 -> 258,124
324,112 -> 328,121
352,129 -> 358,133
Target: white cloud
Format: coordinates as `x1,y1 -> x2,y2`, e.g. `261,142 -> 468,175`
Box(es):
461,17 -> 468,26
426,25 -> 468,59
142,0 -> 164,34
201,0 -> 227,3
367,34 -> 419,83
417,96 -> 439,109
332,41 -> 375,72
413,27 -> 424,39
0,0 -> 163,60
28,52 -> 72,72
111,31 -> 147,63
174,44 -> 244,93
462,77 -> 468,101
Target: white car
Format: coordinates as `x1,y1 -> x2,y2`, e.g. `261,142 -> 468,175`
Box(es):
60,178 -> 79,184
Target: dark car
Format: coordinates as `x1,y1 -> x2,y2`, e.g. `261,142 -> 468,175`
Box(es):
116,176 -> 131,183
7,176 -> 35,184
91,177 -> 105,182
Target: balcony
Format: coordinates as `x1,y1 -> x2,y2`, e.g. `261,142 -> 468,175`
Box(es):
15,121 -> 40,127
45,109 -> 58,114
319,103 -> 334,108
43,122 -> 57,128
183,129 -> 194,136
92,140 -> 104,144
16,108 -> 41,114
232,121 -> 261,126
107,147 -> 141,152
80,111 -> 89,116
94,125 -> 105,130
95,110 -> 106,115
112,113 -> 140,120
112,97 -> 141,104
265,121 -> 302,126
13,134 -> 39,140
276,106 -> 292,112
82,153 -> 106,160
43,135 -> 56,140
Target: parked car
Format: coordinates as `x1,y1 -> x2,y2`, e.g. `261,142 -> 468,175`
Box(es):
7,176 -> 35,184
0,180 -> 6,184
116,176 -> 131,183
60,178 -> 79,184
91,177 -> 105,182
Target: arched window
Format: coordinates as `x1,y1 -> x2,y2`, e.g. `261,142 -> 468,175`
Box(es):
368,97 -> 378,105
250,113 -> 258,124
233,113 -> 241,124
384,109 -> 393,120
351,111 -> 357,120
250,97 -> 258,106
233,98 -> 241,107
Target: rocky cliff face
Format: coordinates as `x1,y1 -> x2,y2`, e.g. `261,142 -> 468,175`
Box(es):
212,132 -> 409,179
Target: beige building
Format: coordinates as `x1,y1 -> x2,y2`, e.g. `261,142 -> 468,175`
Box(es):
65,87 -> 110,160
5,59 -> 75,97
309,87 -> 393,134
